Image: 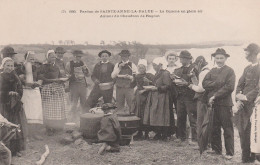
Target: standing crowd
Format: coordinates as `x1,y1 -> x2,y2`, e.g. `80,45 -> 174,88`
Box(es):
0,43 -> 260,164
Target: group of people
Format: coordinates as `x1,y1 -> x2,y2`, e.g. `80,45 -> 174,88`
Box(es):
0,43 -> 260,164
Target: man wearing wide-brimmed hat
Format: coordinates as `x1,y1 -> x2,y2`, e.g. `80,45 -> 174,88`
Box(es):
111,49 -> 137,114
0,46 -> 24,75
1,46 -> 17,59
65,50 -> 89,118
85,50 -> 115,112
235,43 -> 260,163
174,50 -> 198,144
202,48 -> 235,160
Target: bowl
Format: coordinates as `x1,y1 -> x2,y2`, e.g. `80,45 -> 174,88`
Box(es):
99,82 -> 114,90
143,85 -> 155,90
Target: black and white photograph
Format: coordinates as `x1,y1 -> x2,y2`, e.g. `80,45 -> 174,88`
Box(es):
0,0 -> 260,164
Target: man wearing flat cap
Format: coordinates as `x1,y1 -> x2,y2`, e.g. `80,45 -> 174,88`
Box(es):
111,49 -> 137,114
174,50 -> 198,144
55,47 -> 67,78
202,48 -> 235,160
85,50 -> 115,112
235,43 -> 260,163
66,50 -> 89,117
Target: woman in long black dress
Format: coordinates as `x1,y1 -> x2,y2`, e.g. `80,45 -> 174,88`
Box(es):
0,57 -> 27,157
130,59 -> 154,139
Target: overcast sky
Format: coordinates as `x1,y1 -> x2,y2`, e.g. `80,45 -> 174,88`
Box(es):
0,0 -> 259,45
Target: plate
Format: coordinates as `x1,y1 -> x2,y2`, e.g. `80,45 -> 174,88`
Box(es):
60,77 -> 69,81
143,85 -> 155,90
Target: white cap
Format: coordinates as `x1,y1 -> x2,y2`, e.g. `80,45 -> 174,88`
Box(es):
152,57 -> 167,69
138,59 -> 148,67
0,57 -> 13,69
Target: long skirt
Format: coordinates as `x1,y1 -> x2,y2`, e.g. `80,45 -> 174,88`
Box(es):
41,83 -> 67,130
251,104 -> 260,154
21,87 -> 43,124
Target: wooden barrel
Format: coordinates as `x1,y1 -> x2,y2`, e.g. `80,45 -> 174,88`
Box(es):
117,114 -> 140,135
80,113 -> 104,139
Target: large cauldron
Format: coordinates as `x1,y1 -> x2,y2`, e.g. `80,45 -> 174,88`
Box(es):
80,113 -> 104,139
117,114 -> 140,135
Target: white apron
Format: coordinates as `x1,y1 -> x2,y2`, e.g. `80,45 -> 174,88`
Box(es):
251,104 -> 260,154
22,87 -> 43,124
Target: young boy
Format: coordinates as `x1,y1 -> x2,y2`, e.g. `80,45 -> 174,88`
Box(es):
97,103 -> 121,155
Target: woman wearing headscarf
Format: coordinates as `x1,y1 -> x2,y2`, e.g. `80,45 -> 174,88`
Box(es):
19,51 -> 43,140
130,59 -> 154,139
143,57 -> 174,140
38,50 -> 68,136
0,57 -> 27,157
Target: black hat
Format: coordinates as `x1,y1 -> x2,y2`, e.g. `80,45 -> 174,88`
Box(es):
211,48 -> 230,57
1,46 -> 17,57
72,50 -> 84,56
118,50 -> 131,56
244,43 -> 259,55
98,50 -> 111,57
55,47 -> 66,54
178,50 -> 192,59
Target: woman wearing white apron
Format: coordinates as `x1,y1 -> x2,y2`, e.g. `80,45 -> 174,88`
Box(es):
20,51 -> 43,140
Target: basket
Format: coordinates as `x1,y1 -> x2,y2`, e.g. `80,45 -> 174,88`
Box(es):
99,82 -> 114,91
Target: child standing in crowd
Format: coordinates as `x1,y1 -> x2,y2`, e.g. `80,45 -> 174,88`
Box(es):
0,57 -> 27,157
202,48 -> 235,160
130,59 -> 154,139
38,50 -> 68,136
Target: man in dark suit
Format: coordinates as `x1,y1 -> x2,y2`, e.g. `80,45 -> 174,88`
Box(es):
202,48 -> 235,160
174,50 -> 198,143
235,43 -> 260,163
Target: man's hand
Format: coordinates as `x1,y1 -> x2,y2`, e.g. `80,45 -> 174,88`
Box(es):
125,75 -> 133,80
150,86 -> 158,91
175,80 -> 188,86
255,96 -> 260,104
188,84 -> 193,89
209,96 -> 215,105
236,93 -> 248,101
82,65 -> 87,69
94,79 -> 100,85
118,63 -> 126,69
234,101 -> 244,112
